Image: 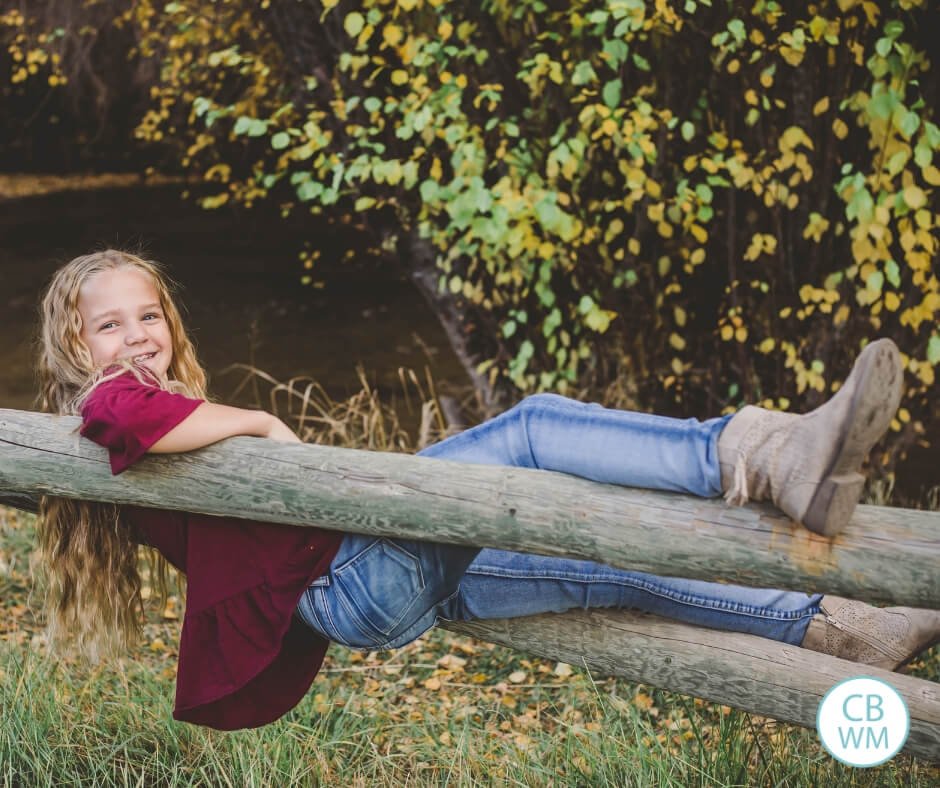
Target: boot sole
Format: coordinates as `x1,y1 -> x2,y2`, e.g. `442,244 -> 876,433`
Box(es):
802,339 -> 903,536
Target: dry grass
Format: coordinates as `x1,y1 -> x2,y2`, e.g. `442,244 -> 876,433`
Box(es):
1,363 -> 938,786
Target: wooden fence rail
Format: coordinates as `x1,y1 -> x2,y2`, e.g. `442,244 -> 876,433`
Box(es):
1,408 -> 938,760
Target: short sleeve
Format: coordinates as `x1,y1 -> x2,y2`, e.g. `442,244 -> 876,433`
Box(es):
80,371 -> 204,475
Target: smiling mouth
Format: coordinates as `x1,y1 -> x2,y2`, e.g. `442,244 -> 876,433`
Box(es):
132,352 -> 157,363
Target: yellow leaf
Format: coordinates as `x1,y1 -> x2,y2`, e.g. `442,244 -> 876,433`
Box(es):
721,324 -> 734,341
759,337 -> 775,353
898,408 -> 910,423
903,185 -> 926,209
628,238 -> 641,255
391,69 -> 409,85
745,90 -> 758,106
690,248 -> 706,265
674,306 -> 687,326
669,332 -> 686,350
538,241 -> 555,258
884,292 -> 900,311
923,166 -> 940,186
423,676 -> 442,690
657,221 -> 674,238
634,692 -> 654,710
383,24 -> 403,47
832,118 -> 848,139
813,97 -> 829,116
344,12 -> 364,37
690,224 -> 708,244
735,326 -> 748,342
727,58 -> 740,74
438,19 -> 453,40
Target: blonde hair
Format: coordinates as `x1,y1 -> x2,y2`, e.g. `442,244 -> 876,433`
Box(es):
31,249 -> 209,663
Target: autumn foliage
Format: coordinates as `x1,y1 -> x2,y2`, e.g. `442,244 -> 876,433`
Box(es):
2,0 -> 938,477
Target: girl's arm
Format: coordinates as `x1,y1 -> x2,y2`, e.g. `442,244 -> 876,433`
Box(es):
149,402 -> 301,453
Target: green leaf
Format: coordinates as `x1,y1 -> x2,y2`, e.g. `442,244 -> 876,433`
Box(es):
884,20 -> 904,38
603,39 -> 629,70
419,179 -> 439,202
885,259 -> 901,288
727,19 -> 745,44
914,142 -> 932,168
928,334 -> 940,365
898,110 -> 920,139
354,196 -> 376,211
867,270 -> 884,294
578,294 -> 596,314
296,181 -> 323,201
572,61 -> 597,86
543,307 -> 562,338
602,79 -> 621,109
681,121 -> 695,141
632,53 -> 651,71
271,132 -> 290,150
502,319 -> 517,339
868,89 -> 898,119
603,79 -> 620,109
923,121 -> 940,149
695,183 -> 713,203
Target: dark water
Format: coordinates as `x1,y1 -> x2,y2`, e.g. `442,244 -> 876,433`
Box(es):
0,185 -> 468,416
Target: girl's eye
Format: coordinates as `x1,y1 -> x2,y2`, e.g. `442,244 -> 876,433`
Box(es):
143,313 -> 161,321
101,322 -> 116,330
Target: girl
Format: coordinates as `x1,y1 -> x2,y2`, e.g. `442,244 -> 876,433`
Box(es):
32,249 -> 940,731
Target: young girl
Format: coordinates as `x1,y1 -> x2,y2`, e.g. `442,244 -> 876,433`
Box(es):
32,249 -> 940,731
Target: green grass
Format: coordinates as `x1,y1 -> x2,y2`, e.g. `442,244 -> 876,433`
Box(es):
2,365 -> 938,785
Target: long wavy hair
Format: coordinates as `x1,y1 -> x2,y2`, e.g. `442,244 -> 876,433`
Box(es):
31,249 -> 210,663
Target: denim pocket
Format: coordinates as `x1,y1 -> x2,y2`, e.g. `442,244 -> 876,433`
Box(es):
332,538 -> 426,640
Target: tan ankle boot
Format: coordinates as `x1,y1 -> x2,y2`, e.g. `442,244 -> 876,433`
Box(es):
717,338 -> 903,536
801,596 -> 940,673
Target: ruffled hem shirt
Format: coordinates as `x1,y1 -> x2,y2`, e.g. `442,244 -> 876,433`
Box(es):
79,368 -> 343,730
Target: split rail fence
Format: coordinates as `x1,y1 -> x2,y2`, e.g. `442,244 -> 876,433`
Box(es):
1,409 -> 938,760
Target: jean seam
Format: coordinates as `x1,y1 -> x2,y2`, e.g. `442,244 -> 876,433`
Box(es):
335,539 -> 427,637
465,565 -> 814,621
309,587 -> 345,645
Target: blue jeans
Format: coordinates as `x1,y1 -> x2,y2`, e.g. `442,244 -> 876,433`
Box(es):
295,394 -> 822,650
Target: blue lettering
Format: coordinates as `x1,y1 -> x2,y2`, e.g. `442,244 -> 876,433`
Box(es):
838,726 -> 864,748
866,694 -> 884,722
867,726 -> 889,749
843,694 -> 864,722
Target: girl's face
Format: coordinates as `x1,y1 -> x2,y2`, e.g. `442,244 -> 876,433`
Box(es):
77,267 -> 173,377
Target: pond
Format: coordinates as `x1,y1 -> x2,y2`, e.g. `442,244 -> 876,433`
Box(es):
0,184 -> 469,424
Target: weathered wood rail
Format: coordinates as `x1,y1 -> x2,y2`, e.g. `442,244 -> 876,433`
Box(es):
2,408 -> 939,760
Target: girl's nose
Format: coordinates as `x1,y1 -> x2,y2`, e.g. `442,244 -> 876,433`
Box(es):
125,324 -> 148,343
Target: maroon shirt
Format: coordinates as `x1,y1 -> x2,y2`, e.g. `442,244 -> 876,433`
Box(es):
79,369 -> 343,730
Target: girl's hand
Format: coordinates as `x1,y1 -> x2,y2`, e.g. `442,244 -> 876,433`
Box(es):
265,415 -> 303,443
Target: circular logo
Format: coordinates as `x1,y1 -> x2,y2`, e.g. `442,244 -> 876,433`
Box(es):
816,676 -> 910,766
